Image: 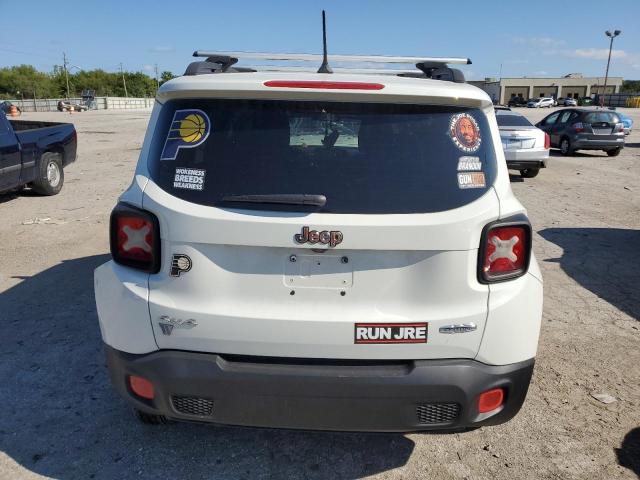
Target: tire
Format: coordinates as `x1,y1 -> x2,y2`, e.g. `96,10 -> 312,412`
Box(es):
560,137 -> 573,156
31,152 -> 64,195
520,168 -> 540,178
135,409 -> 169,425
606,148 -> 621,157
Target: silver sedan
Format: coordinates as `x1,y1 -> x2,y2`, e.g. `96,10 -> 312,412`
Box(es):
496,107 -> 550,178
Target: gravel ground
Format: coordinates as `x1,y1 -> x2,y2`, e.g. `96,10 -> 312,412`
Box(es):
0,107 -> 638,480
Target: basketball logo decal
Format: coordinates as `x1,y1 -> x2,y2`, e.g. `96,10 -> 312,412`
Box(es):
449,113 -> 481,153
160,109 -> 211,160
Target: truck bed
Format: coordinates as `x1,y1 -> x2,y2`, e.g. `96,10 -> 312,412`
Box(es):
9,119 -> 73,132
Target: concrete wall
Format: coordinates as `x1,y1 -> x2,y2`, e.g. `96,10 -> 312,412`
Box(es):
5,96 -> 155,112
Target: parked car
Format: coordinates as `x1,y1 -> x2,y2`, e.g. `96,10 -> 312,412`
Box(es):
496,107 -> 549,178
578,97 -> 594,106
0,110 -> 77,195
527,97 -> 554,108
536,108 -> 625,156
57,100 -> 88,112
563,98 -> 578,107
507,96 -> 527,107
611,110 -> 633,135
94,51 -> 543,432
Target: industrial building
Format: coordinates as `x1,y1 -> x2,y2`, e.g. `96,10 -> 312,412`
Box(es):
469,74 -> 623,104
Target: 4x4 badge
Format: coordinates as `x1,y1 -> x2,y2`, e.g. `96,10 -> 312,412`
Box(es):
158,315 -> 197,335
294,226 -> 343,247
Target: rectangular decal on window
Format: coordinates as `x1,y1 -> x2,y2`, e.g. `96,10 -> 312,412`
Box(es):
174,168 -> 206,191
457,156 -> 482,171
354,323 -> 428,344
457,172 -> 486,189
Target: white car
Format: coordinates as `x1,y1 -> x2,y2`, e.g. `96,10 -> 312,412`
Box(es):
527,97 -> 554,108
496,107 -> 550,178
94,51 -> 543,432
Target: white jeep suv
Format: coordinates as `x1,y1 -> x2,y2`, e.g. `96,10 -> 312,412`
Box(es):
94,52 -> 543,432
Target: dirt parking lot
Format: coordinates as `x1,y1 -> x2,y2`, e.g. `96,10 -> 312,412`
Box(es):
0,106 -> 639,480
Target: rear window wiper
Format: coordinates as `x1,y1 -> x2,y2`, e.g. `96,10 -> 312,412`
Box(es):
221,194 -> 327,207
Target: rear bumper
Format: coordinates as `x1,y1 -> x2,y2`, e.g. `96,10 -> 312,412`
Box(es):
105,344 -> 534,432
505,149 -> 548,169
571,137 -> 624,150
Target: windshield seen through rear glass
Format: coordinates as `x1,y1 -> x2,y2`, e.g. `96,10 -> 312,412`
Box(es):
148,99 -> 497,214
496,112 -> 533,127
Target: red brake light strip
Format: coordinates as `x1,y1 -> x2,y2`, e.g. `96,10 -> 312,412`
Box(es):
264,80 -> 384,90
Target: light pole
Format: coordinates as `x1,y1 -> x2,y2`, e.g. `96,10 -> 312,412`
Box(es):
601,29 -> 621,106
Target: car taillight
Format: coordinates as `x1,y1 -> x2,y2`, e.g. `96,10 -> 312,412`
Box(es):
110,203 -> 160,273
614,122 -> 624,133
478,216 -> 532,283
544,132 -> 550,149
573,122 -> 585,133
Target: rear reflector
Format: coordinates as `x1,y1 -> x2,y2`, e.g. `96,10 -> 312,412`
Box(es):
110,203 -> 161,273
478,388 -> 504,413
478,217 -> 532,283
129,375 -> 155,400
264,80 -> 385,90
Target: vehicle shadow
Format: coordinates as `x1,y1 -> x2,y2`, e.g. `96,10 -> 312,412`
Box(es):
0,188 -> 40,204
0,255 -> 414,480
539,228 -> 640,321
548,150 -> 607,158
615,427 -> 640,478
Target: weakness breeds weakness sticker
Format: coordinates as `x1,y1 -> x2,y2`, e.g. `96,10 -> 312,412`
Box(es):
174,168 -> 205,191
355,323 -> 428,344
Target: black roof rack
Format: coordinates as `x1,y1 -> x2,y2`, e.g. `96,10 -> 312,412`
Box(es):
184,53 -> 257,75
183,51 -> 472,83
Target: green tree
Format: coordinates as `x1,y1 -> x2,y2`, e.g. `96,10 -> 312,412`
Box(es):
160,71 -> 176,85
0,64 -> 162,99
621,80 -> 640,93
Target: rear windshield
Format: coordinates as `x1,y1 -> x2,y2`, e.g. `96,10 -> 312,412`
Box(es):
148,99 -> 497,214
584,112 -> 619,124
496,112 -> 533,127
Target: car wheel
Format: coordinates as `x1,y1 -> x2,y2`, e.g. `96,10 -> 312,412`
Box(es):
606,148 -> 621,157
31,152 -> 64,195
135,409 -> 170,425
520,168 -> 540,178
560,138 -> 572,156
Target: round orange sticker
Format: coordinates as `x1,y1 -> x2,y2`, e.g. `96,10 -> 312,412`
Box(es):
449,113 -> 481,153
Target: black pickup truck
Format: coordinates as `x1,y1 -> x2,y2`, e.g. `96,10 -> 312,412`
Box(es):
0,110 -> 77,195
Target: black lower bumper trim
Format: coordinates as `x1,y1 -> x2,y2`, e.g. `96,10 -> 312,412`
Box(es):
507,161 -> 545,170
104,345 -> 534,432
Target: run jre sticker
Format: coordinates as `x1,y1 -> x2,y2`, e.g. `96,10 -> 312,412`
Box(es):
160,109 -> 210,160
174,168 -> 205,191
457,172 -> 486,189
449,113 -> 481,153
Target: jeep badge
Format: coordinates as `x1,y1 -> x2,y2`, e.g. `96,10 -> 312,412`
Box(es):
294,226 -> 343,247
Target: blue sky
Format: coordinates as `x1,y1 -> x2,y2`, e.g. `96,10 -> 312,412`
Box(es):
1,0 -> 638,80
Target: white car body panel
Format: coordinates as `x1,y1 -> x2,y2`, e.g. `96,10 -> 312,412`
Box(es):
94,262 -> 157,354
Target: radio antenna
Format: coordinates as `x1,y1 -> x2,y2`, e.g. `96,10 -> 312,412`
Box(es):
317,10 -> 333,74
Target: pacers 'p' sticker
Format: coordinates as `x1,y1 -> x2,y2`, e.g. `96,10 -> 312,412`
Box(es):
160,109 -> 211,160
457,172 -> 486,189
449,113 -> 481,153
